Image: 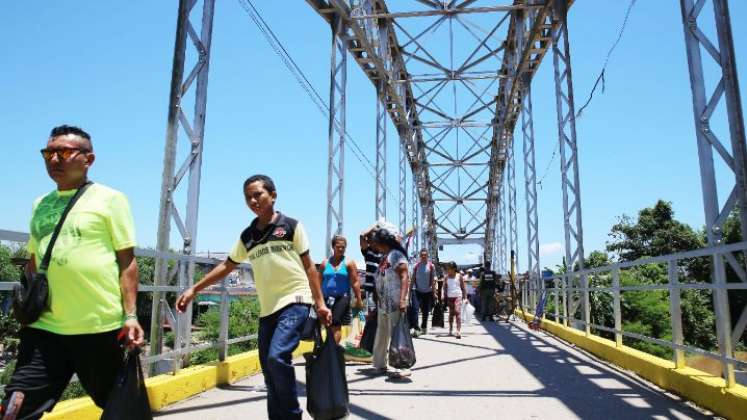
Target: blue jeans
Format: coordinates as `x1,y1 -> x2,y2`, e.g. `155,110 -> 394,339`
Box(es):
258,303 -> 309,420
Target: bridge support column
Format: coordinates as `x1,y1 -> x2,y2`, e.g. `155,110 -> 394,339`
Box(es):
499,181 -> 507,275
374,14 -> 388,221
375,83 -> 387,220
508,134 -> 519,278
411,175 -> 418,256
680,0 -> 746,387
326,15 -> 347,255
551,0 -> 586,329
522,84 -> 541,313
151,0 -> 216,372
399,142 -> 407,235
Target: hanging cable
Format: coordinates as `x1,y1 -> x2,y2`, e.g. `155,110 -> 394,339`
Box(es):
575,0 -> 637,118
238,0 -> 385,188
535,0 -> 636,189
535,144 -> 558,190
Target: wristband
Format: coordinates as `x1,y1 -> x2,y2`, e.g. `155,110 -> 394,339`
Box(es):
125,312 -> 138,321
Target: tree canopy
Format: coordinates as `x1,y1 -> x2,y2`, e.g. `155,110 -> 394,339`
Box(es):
606,200 -> 704,261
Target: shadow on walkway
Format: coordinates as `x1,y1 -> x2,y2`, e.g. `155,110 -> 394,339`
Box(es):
478,320 -> 711,419
154,320 -> 714,419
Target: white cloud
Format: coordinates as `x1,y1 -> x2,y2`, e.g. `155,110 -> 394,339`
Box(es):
539,242 -> 563,257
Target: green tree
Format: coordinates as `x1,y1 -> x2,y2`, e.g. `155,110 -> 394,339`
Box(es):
606,200 -> 704,261
605,200 -> 721,354
1,244 -> 23,361
585,251 -> 614,338
0,244 -> 21,282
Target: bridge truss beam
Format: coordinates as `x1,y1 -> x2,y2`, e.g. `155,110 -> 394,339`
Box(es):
680,0 -> 746,387
399,142 -> 407,234
151,0 -> 216,368
551,0 -> 585,280
375,81 -> 387,220
486,1 -> 558,264
522,84 -> 541,307
326,16 -> 348,254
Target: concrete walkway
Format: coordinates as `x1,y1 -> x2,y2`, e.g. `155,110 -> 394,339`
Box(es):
155,317 -> 713,419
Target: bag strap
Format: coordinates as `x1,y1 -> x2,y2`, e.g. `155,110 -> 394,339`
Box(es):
39,181 -> 93,271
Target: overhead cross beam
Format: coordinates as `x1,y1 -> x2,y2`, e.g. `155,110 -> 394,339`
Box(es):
308,1 -> 564,264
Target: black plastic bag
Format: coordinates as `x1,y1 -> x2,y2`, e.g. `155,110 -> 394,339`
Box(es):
359,309 -> 377,353
305,326 -> 349,420
101,348 -> 152,420
407,290 -> 419,329
388,317 -> 416,369
432,302 -> 444,328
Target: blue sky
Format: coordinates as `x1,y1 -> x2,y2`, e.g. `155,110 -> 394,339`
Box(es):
1,1 -> 745,271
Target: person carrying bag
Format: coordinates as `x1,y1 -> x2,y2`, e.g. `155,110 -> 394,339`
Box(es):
12,182 -> 91,325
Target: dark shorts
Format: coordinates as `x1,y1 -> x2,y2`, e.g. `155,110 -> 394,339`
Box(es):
1,327 -> 124,420
325,294 -> 351,326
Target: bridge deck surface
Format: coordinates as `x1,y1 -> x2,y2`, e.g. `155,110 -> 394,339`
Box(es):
155,318 -> 712,419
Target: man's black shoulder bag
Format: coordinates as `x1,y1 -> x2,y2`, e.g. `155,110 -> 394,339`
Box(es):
13,182 -> 92,325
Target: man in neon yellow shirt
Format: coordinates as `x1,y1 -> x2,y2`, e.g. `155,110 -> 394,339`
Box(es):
1,125 -> 144,420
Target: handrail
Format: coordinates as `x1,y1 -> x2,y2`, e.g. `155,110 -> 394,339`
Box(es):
0,229 -> 256,377
521,240 -> 747,389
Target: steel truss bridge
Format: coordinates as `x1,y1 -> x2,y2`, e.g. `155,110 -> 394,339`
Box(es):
5,0 -> 744,403
0,3 -> 745,415
140,0 -> 746,387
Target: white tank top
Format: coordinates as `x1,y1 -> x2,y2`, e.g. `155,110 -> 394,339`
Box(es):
446,274 -> 463,298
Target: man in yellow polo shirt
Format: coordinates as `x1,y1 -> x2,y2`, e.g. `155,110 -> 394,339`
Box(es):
1,125 -> 144,420
177,174 -> 331,420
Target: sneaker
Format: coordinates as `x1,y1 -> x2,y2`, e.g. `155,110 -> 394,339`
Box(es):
343,345 -> 373,362
396,369 -> 412,378
456,333 -> 462,339
411,329 -> 420,338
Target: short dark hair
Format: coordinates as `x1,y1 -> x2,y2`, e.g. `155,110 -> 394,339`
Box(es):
331,235 -> 347,247
244,174 -> 276,193
446,261 -> 458,270
419,248 -> 428,255
49,125 -> 92,150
